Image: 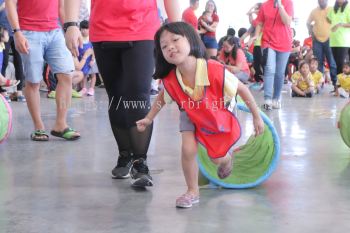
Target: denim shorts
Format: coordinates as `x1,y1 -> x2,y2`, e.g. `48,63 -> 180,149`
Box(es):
20,29 -> 74,83
201,35 -> 218,49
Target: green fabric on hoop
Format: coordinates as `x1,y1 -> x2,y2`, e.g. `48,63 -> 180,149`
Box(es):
340,104 -> 350,148
197,122 -> 274,185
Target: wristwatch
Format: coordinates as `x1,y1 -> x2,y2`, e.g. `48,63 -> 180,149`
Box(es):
12,28 -> 21,34
63,22 -> 79,32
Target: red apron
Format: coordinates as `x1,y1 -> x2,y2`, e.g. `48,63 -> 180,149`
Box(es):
163,60 -> 241,158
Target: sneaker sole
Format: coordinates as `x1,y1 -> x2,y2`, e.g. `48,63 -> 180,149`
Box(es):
131,177 -> 153,187
111,173 -> 130,179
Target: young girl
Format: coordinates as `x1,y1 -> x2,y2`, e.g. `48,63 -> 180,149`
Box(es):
335,62 -> 350,98
0,27 -> 19,88
309,58 -> 324,94
136,22 -> 264,208
291,61 -> 315,98
217,36 -> 250,83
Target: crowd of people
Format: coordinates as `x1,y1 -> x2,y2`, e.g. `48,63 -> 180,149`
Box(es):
0,0 -> 350,209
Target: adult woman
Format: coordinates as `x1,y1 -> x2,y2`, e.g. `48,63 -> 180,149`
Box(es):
64,0 -> 180,187
251,0 -> 293,110
198,0 -> 219,58
218,36 -> 250,83
327,0 -> 350,77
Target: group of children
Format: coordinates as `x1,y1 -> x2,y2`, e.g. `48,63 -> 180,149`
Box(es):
291,58 -> 350,99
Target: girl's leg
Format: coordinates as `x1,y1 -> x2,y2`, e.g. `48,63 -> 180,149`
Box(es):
90,73 -> 96,89
181,131 -> 199,196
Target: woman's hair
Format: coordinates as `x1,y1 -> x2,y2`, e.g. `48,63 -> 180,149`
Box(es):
205,0 -> 217,14
334,0 -> 348,13
298,60 -> 309,70
223,36 -> 240,60
153,22 -> 207,79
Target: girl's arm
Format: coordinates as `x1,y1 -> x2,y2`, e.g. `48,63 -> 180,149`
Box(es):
236,82 -> 264,136
136,89 -> 166,132
277,1 -> 292,26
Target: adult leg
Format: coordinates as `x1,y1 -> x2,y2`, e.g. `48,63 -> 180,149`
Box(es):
10,37 -> 25,94
253,46 -> 263,82
312,39 -> 324,73
272,51 -> 290,101
323,40 -> 337,87
263,48 -> 277,107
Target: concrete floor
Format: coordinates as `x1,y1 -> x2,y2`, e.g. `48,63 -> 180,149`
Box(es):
0,84 -> 350,233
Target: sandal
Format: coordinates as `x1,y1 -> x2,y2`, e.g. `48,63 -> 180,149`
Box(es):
30,130 -> 49,141
0,79 -> 20,88
50,127 -> 80,141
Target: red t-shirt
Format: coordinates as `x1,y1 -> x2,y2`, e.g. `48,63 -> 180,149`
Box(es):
17,0 -> 59,31
182,7 -> 198,29
255,0 -> 294,52
90,0 -> 160,42
199,13 -> 219,38
218,49 -> 250,75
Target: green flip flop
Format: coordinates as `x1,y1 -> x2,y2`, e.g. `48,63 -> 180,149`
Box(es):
50,127 -> 80,141
31,130 -> 49,141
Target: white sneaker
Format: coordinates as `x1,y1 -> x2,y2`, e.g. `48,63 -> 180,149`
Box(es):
262,99 -> 272,111
272,99 -> 281,109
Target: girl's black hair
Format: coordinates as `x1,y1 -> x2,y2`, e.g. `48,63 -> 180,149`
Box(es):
223,36 -> 239,60
153,22 -> 207,79
334,0 -> 348,13
298,60 -> 309,70
238,28 -> 247,38
0,26 -> 7,40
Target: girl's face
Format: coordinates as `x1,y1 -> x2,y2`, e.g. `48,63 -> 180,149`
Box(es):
81,28 -> 89,37
160,30 -> 191,66
222,41 -> 234,53
343,65 -> 350,74
300,63 -> 310,76
1,30 -> 9,43
206,1 -> 215,13
310,61 -> 318,72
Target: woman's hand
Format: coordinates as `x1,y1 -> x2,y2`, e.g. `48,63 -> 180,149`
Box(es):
136,117 -> 153,132
253,115 -> 264,136
331,23 -> 343,32
65,26 -> 83,57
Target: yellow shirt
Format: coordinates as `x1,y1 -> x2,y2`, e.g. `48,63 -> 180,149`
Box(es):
311,70 -> 324,85
337,73 -> 350,91
307,7 -> 332,42
292,71 -> 314,91
164,59 -> 239,104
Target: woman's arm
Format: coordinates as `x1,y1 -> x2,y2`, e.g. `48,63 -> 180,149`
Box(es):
163,0 -> 181,22
201,21 -> 218,32
278,4 -> 292,26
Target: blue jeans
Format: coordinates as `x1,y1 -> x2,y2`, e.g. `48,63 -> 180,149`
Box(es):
20,29 -> 74,83
263,48 -> 290,101
312,38 -> 337,86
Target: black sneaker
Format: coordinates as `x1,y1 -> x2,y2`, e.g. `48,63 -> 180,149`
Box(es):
111,154 -> 133,179
130,158 -> 153,187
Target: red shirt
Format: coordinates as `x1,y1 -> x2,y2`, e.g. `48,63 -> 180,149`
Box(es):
218,49 -> 250,75
199,13 -> 219,38
182,7 -> 198,29
163,60 -> 241,159
255,0 -> 294,52
90,0 -> 160,42
17,0 -> 59,31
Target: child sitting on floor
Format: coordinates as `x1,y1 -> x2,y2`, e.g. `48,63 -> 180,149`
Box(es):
309,58 -> 324,94
335,62 -> 350,98
291,61 -> 315,97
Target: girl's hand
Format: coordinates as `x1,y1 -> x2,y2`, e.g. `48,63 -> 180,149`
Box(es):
253,116 -> 264,136
136,117 -> 152,132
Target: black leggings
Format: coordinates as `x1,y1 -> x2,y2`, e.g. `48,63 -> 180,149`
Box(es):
0,36 -> 25,93
253,46 -> 264,82
332,47 -> 349,75
93,40 -> 154,159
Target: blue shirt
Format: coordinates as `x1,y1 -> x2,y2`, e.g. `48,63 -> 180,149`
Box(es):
0,0 -> 12,36
78,41 -> 93,75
